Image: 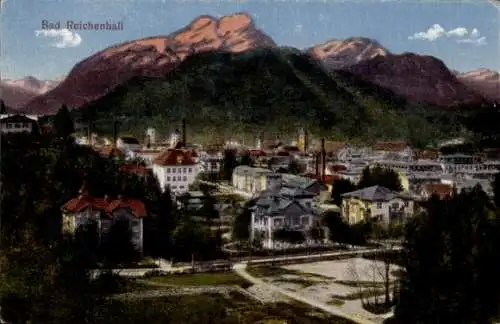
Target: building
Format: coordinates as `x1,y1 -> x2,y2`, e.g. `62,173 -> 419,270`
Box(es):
249,185 -> 320,249
372,141 -> 413,160
341,185 -> 414,227
232,166 -> 280,196
0,114 -> 38,134
117,136 -> 142,153
200,149 -> 224,173
151,149 -> 200,194
61,187 -> 147,254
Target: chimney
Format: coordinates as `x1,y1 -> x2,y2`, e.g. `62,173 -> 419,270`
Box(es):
321,138 -> 326,183
113,120 -> 119,148
182,118 -> 187,146
146,135 -> 151,149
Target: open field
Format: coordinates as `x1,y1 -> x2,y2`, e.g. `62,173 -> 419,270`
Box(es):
94,292 -> 357,324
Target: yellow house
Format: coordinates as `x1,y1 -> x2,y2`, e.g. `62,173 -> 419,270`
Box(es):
232,166 -> 278,195
341,185 -> 414,227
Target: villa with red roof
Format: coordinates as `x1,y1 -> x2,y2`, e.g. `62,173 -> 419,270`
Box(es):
61,185 -> 147,254
151,149 -> 200,194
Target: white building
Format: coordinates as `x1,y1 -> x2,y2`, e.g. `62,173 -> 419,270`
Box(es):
151,149 -> 200,194
200,150 -> 224,173
0,114 -> 38,134
249,185 -> 322,249
232,166 -> 280,196
117,136 -> 142,152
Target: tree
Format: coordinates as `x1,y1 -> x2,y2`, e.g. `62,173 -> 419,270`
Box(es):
493,172 -> 500,208
331,179 -> 357,206
171,221 -> 209,261
54,105 -> 75,139
394,187 -> 500,324
287,159 -> 304,175
239,152 -> 254,167
0,100 -> 7,114
100,219 -> 139,266
308,224 -> 324,244
358,166 -> 403,192
221,149 -> 238,181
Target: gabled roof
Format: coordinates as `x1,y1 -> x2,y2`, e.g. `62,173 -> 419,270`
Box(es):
152,149 -> 196,166
373,141 -> 409,152
341,185 -> 410,201
0,114 -> 37,123
61,194 -> 147,218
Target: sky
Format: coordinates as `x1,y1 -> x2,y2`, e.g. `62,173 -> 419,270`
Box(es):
1,0 -> 499,80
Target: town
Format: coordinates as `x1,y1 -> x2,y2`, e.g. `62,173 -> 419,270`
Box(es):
1,106 -> 500,324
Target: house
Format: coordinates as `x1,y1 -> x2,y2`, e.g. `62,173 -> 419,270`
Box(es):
200,149 -> 224,173
249,188 -> 320,249
418,183 -> 453,200
232,166 -> 279,196
61,188 -> 147,254
341,185 -> 414,227
372,141 -> 413,160
151,149 -> 200,194
0,114 -> 38,134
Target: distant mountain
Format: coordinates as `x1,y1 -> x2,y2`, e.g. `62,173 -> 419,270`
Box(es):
23,13 -> 276,114
457,68 -> 500,102
22,12 -> 490,115
0,76 -> 61,109
309,38 -> 486,107
309,37 -> 389,69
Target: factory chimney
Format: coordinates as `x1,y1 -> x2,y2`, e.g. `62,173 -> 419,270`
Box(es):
182,118 -> 187,146
321,138 -> 326,183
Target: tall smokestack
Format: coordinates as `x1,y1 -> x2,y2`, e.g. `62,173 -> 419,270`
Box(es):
321,138 -> 326,182
182,118 -> 187,145
113,120 -> 119,148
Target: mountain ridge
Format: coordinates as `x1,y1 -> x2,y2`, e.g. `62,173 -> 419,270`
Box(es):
18,12 -> 492,114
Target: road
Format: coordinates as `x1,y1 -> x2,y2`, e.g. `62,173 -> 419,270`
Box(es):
233,261 -> 377,324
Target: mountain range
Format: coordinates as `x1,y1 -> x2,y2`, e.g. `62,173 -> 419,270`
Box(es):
2,13 -> 497,116
0,76 -> 62,110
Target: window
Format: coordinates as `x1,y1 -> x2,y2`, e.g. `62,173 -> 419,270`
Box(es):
404,201 -> 409,207
177,176 -> 182,181
377,202 -> 382,208
178,168 -> 182,173
183,168 -> 187,173
23,123 -> 29,128
171,185 -> 177,189
188,168 -> 192,173
179,185 -> 185,189
6,123 -> 12,129
166,176 -> 171,181
172,168 -> 176,173
14,123 -> 21,129
182,176 -> 187,181
305,202 -> 311,208
166,168 -> 171,173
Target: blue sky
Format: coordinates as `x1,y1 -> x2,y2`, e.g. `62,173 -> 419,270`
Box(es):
1,0 -> 498,80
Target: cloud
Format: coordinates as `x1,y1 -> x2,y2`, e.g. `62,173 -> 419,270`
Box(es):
457,36 -> 487,46
408,24 -> 486,46
35,29 -> 82,48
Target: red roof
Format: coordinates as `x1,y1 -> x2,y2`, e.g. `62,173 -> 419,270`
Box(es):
152,149 -> 196,166
423,183 -> 453,198
248,149 -> 267,157
61,195 -> 147,218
